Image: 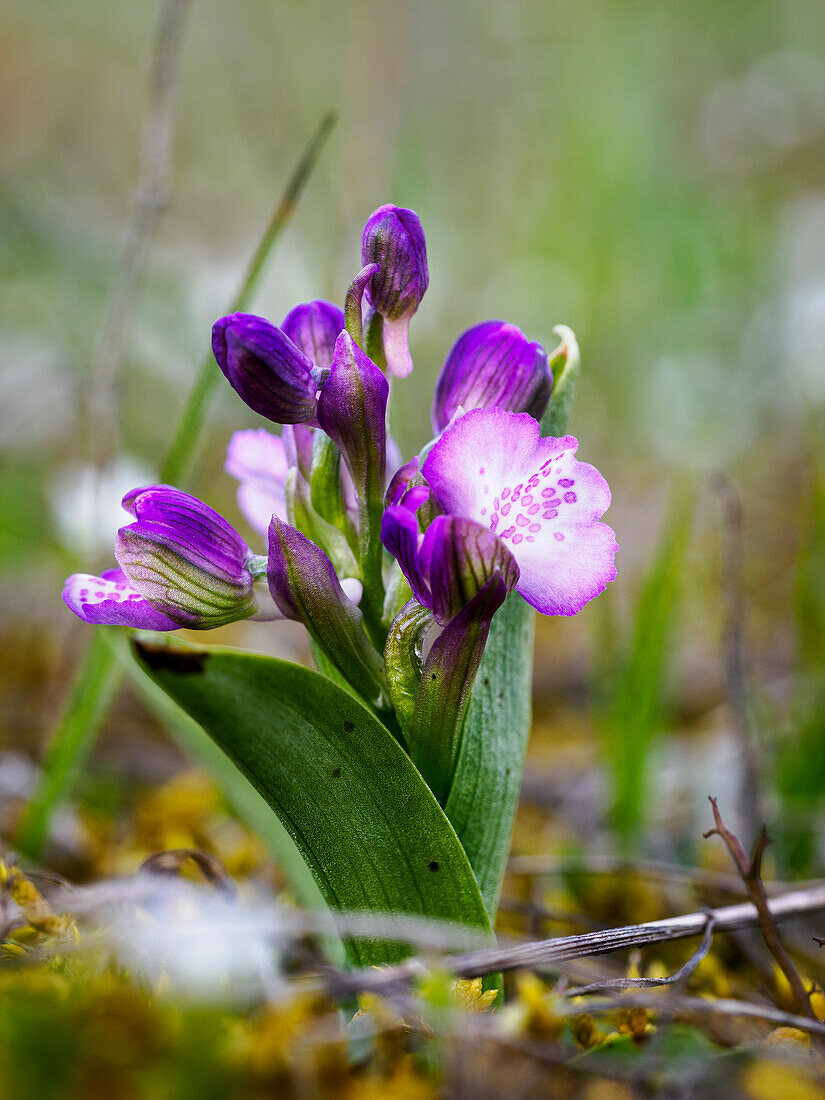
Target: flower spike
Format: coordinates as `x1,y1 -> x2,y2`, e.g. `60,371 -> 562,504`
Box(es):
212,313 -> 319,424
361,204 -> 428,377
432,320 -> 553,433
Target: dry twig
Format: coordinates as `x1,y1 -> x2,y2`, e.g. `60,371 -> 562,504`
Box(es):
703,796 -> 817,1020
563,914 -> 717,997
329,881 -> 825,997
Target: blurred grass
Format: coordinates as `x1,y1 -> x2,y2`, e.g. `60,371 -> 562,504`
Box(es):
595,492 -> 693,848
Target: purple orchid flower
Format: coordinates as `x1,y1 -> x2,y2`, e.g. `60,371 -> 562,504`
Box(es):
432,320 -> 553,433
211,313 -> 323,424
420,408 -> 618,617
361,204 -> 428,378
64,486 -> 274,630
281,300 -> 345,370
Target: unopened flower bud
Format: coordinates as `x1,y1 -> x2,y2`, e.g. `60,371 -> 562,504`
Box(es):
360,204 -> 428,377
432,321 -> 552,433
212,313 -> 319,424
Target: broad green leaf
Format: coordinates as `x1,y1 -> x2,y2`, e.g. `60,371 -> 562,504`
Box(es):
132,637 -> 494,968
444,592 -> 534,916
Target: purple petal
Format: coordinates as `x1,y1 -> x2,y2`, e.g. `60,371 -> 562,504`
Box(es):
381,505 -> 429,608
225,429 -> 289,536
422,408 -> 617,616
114,487 -> 256,629
63,572 -> 179,630
212,313 -> 317,424
123,486 -> 250,578
432,320 -> 552,432
281,300 -> 345,370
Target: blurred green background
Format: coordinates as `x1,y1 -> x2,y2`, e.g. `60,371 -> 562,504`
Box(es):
2,0 -> 825,872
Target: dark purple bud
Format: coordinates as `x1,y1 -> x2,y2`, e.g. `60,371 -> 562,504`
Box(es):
361,205 -> 428,321
432,321 -> 553,433
212,313 -> 318,424
361,204 -> 429,378
316,331 -> 388,508
382,511 -> 518,627
268,516 -> 386,701
281,300 -> 345,371
114,486 -> 259,629
419,516 -> 519,625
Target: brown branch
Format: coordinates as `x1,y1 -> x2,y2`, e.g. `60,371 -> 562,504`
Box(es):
563,914 -> 716,997
703,796 -> 817,1020
327,881 -> 825,998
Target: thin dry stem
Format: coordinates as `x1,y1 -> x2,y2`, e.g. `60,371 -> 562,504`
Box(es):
704,796 -> 817,1020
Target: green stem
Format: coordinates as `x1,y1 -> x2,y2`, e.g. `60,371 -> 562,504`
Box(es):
19,114 -> 336,859
16,630 -> 121,856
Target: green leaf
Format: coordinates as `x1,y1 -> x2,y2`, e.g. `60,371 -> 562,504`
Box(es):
444,591 -> 534,916
132,637 -> 494,968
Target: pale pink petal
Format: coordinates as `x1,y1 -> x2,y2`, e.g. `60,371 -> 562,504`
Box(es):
225,429 -> 289,536
422,408 -> 617,616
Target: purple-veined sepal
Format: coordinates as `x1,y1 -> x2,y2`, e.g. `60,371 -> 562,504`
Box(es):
212,313 -> 321,424
268,515 -> 385,703
360,204 -> 428,377
432,320 -> 553,433
114,486 -> 262,629
407,572 -> 511,804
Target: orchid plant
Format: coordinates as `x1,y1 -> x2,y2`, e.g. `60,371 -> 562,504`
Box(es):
62,205 -> 617,968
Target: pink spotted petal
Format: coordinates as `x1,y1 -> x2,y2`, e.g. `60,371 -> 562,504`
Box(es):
225,429 -> 289,536
63,572 -> 179,630
422,408 -> 617,616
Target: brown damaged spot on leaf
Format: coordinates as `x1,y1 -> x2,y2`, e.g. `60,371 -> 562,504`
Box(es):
133,639 -> 209,675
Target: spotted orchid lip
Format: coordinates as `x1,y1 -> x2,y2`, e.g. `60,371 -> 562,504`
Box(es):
420,407 -> 618,617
